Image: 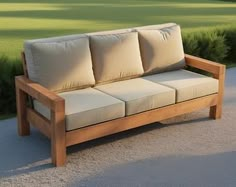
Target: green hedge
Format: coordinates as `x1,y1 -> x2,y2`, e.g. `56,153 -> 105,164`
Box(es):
0,56 -> 23,115
183,25 -> 236,64
182,31 -> 229,62
217,26 -> 236,63
0,26 -> 236,117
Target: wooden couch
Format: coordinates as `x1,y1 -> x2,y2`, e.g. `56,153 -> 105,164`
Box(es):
15,23 -> 225,166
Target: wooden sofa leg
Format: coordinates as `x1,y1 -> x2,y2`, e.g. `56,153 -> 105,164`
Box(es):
210,104 -> 222,119
209,67 -> 225,120
51,103 -> 66,166
16,86 -> 30,136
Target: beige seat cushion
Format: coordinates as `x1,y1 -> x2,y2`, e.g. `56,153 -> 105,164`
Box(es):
143,70 -> 219,103
95,78 -> 175,116
34,88 -> 125,131
90,32 -> 144,84
138,25 -> 185,75
25,35 -> 95,92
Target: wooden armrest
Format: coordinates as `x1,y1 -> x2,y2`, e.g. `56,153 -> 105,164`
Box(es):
15,76 -> 64,111
185,54 -> 225,78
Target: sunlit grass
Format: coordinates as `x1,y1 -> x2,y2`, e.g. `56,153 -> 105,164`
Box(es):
54,2 -> 236,8
0,0 -> 236,59
1,0 -> 236,120
0,3 -> 64,11
0,17 -> 130,30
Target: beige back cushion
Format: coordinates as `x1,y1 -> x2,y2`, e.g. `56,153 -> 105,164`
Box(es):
138,24 -> 185,75
134,23 -> 176,31
89,32 -> 144,84
25,36 -> 95,92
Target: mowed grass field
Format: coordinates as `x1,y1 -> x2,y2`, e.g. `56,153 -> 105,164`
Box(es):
0,0 -> 236,59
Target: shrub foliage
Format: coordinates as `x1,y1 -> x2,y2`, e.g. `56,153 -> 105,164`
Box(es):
218,27 -> 236,63
0,56 -> 23,115
183,30 -> 229,62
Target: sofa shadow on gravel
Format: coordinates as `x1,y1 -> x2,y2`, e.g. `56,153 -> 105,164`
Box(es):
0,115 -> 210,178
67,116 -> 210,154
0,118 -> 52,178
73,151 -> 236,187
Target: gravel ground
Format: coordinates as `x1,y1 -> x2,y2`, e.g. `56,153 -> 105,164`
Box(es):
0,68 -> 236,187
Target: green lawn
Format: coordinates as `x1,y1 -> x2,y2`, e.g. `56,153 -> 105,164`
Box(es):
0,0 -> 236,59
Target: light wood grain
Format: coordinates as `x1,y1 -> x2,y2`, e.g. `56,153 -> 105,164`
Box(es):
15,76 -> 64,111
21,51 -> 34,108
51,101 -> 66,166
15,75 -> 66,166
21,52 -> 28,78
27,107 -> 51,138
16,85 -> 30,136
209,67 -> 225,119
185,54 -> 225,75
185,54 -> 225,119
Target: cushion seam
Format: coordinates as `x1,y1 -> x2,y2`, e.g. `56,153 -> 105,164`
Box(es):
94,87 -> 175,103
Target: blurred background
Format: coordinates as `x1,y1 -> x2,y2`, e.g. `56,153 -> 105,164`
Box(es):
0,0 -> 236,118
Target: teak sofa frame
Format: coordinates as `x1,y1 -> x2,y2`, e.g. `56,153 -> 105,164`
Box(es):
15,53 -> 225,166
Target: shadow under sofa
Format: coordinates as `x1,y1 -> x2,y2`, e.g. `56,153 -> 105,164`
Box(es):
15,23 -> 225,166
